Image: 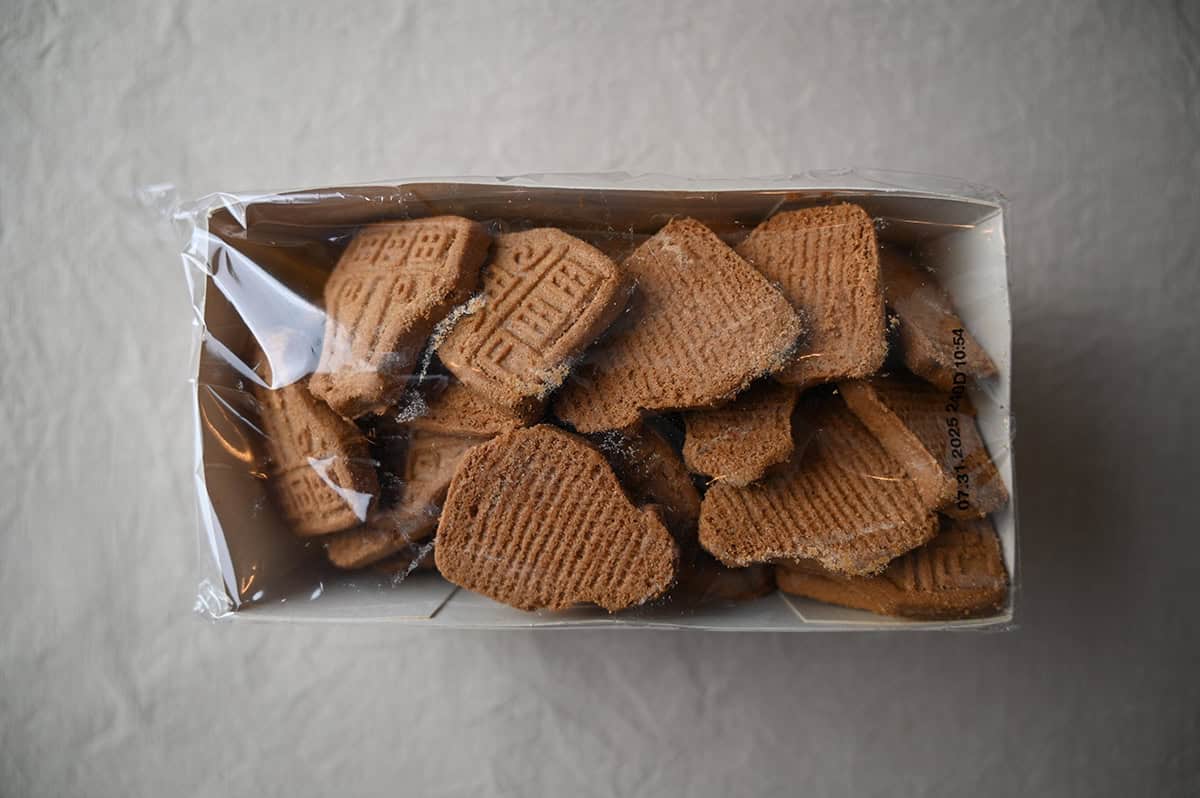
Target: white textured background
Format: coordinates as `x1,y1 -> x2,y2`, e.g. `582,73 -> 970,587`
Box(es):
2,1 -> 1198,795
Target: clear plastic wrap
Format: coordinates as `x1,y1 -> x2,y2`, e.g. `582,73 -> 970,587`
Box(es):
173,171 -> 1016,629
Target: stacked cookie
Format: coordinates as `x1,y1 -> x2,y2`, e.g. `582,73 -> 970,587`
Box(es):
253,205 -> 1009,619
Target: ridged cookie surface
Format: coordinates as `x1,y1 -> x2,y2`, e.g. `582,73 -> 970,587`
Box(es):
683,381 -> 799,487
699,395 -> 936,575
736,204 -> 887,389
436,425 -> 678,611
777,517 -> 1007,619
839,375 -> 1008,519
554,218 -> 804,433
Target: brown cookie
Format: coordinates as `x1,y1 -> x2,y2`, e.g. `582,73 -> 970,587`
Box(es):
838,375 -> 1008,519
325,428 -> 486,569
880,247 -> 997,391
554,218 -> 805,432
699,394 -> 937,575
255,381 -> 378,537
776,517 -> 1008,620
407,376 -> 540,436
589,422 -> 701,538
310,216 -> 490,418
682,381 -> 800,486
674,553 -> 776,604
435,425 -> 679,612
735,204 -> 887,389
438,229 -> 628,414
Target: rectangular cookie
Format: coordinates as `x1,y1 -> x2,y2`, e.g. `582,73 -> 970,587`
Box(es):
255,381 -> 378,536
310,216 -> 489,418
554,218 -> 804,432
776,517 -> 1008,620
438,229 -> 629,414
735,204 -> 887,389
880,246 -> 997,391
699,393 -> 937,576
838,375 -> 1008,519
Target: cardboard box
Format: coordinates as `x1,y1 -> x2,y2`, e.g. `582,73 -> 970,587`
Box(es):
182,172 -> 1015,629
